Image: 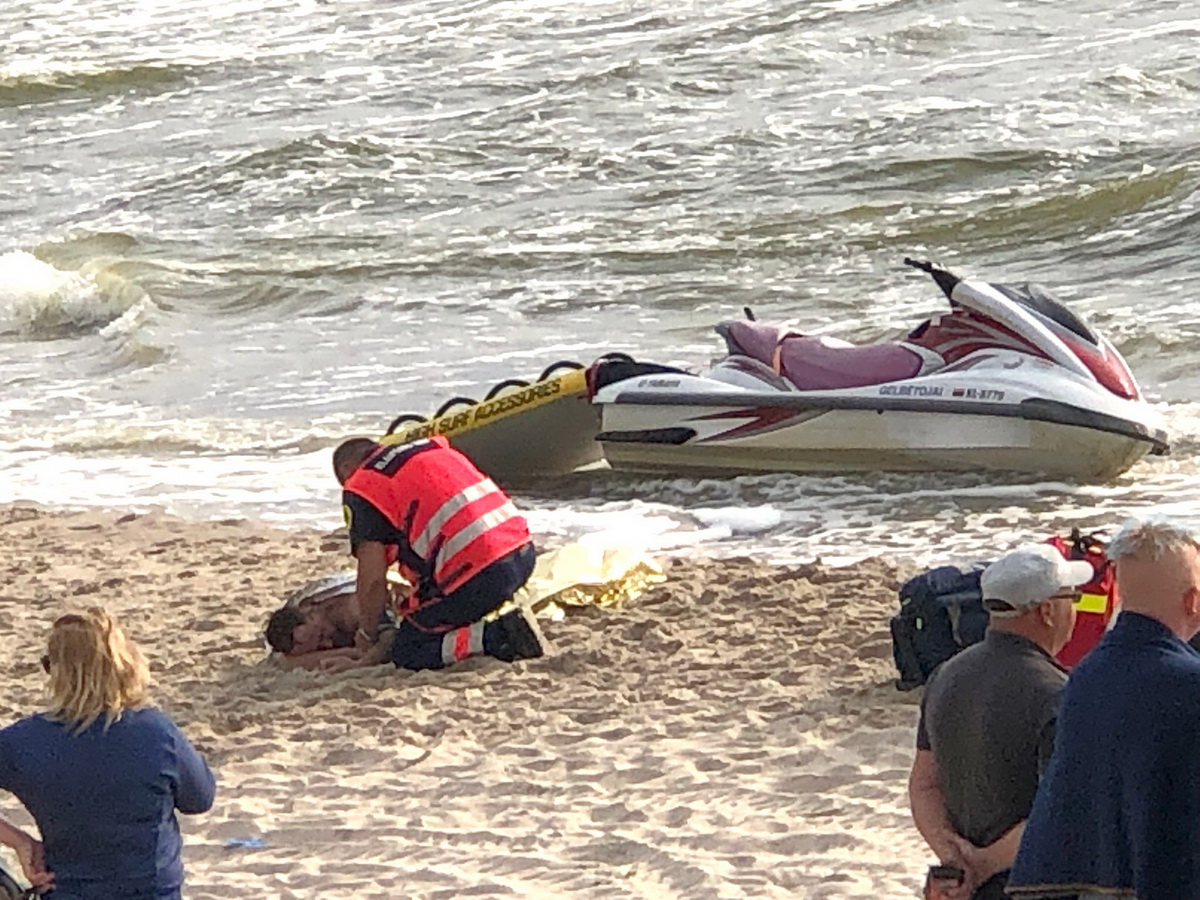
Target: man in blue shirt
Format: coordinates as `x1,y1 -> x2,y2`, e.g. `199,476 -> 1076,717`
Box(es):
1007,517 -> 1200,900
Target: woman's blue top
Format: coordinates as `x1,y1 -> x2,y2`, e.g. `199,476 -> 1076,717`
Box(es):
0,708 -> 216,900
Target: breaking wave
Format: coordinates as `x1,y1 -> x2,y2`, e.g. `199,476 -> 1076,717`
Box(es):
0,250 -> 151,339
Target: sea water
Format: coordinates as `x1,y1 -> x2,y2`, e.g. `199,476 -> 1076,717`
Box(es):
3,0 -> 1199,563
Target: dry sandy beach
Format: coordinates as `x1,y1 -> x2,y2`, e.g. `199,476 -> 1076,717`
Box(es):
0,501 -> 934,899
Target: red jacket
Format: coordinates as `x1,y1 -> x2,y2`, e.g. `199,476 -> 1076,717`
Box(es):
342,436 -> 530,600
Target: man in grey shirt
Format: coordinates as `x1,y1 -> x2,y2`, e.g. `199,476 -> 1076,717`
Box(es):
909,544 -> 1091,899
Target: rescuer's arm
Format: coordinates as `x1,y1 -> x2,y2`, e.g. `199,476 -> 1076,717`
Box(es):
354,540 -> 393,649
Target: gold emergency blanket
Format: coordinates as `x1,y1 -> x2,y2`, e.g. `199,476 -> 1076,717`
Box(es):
285,541 -> 666,619
516,541 -> 667,619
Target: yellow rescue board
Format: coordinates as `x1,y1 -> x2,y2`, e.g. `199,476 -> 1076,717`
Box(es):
379,364 -> 603,481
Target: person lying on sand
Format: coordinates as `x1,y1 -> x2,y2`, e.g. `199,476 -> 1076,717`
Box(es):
264,571 -> 400,672
264,571 -> 545,673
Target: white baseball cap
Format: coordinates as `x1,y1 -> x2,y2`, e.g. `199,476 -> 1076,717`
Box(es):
981,544 -> 1095,616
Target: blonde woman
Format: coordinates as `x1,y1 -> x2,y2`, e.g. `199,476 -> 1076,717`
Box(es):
0,609 -> 215,899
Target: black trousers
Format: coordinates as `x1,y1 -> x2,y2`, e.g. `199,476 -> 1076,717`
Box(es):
974,871 -> 1009,900
389,543 -> 536,670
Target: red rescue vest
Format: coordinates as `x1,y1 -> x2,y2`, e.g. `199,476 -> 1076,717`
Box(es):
343,436 -> 530,602
1047,531 -> 1118,669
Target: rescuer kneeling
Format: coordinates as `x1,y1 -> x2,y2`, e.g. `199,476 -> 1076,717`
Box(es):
327,435 -> 546,672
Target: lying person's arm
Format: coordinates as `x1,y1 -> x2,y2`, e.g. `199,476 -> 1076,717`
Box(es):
320,628 -> 395,673
273,646 -> 364,672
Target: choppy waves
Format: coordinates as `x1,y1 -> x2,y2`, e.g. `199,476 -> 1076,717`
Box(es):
0,414 -> 350,456
3,0 -> 1200,551
0,61 -> 204,109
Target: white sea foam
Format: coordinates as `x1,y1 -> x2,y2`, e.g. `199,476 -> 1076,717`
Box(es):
692,505 -> 786,535
0,250 -> 142,337
0,448 -> 343,527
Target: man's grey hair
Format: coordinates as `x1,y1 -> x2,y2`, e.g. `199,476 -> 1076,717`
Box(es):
1107,516 -> 1200,562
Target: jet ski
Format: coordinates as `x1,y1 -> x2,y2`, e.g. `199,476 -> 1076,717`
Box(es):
587,258 -> 1169,481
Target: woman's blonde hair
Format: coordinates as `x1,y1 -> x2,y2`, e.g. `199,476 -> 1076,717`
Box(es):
44,607 -> 151,732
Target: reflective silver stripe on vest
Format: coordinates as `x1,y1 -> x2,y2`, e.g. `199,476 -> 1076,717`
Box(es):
440,622 -> 486,665
410,478 -> 501,559
434,501 -> 521,576
440,631 -> 457,665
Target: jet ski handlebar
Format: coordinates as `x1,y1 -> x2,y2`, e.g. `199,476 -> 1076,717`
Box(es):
904,257 -> 962,302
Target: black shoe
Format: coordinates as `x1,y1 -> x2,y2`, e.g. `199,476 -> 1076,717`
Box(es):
493,606 -> 547,662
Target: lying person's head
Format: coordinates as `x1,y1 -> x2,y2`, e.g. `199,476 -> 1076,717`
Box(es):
980,544 -> 1093,655
265,605 -> 336,655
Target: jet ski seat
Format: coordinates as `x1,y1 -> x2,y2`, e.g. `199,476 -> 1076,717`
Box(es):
717,320 -> 934,391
